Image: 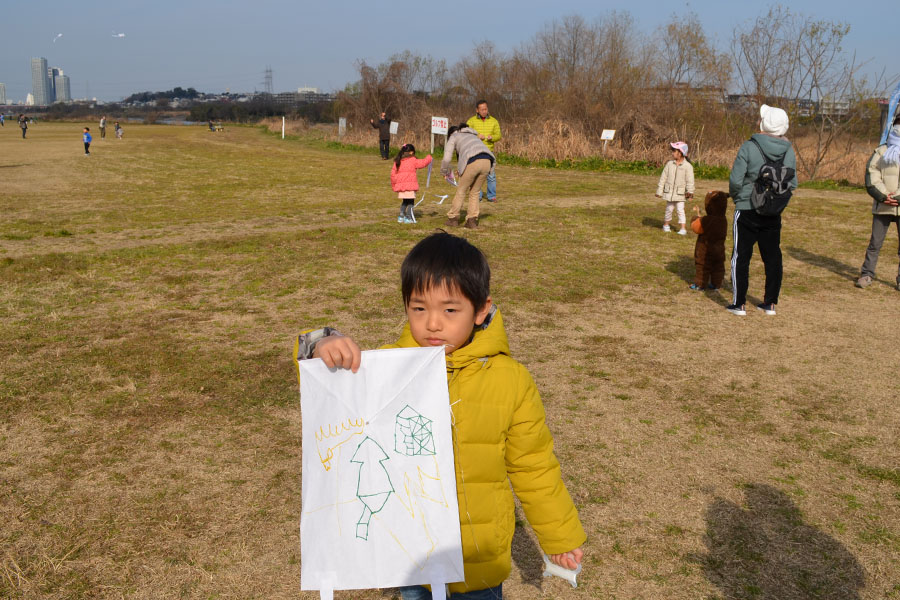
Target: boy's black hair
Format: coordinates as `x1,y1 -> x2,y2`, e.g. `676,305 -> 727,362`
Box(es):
401,232 -> 490,310
476,99 -> 488,108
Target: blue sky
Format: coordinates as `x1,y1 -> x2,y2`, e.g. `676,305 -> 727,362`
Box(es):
1,0 -> 895,102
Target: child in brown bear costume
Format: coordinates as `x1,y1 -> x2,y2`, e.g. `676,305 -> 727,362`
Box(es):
689,191 -> 729,290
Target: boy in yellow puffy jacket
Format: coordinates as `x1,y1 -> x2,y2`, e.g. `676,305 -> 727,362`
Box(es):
295,232 -> 585,599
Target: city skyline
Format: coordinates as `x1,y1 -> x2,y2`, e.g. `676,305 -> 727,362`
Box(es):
22,57 -> 72,106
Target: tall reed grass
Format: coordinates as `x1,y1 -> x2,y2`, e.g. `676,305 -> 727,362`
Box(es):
262,116 -> 872,185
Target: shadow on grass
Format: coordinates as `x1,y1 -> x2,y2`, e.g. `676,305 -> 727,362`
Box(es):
700,484 -> 864,599
666,255 -> 694,283
787,246 -> 858,282
511,509 -> 545,591
642,216 -> 664,229
0,164 -> 30,168
666,256 -> 732,307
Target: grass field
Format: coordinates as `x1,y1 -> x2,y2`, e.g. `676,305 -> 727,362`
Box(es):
2,122 -> 899,600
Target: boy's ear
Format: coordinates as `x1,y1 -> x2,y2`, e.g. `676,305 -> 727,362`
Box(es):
474,296 -> 493,326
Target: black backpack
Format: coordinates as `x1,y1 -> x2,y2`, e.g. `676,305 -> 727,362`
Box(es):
749,138 -> 795,215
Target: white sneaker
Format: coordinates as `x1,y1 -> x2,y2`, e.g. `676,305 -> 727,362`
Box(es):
677,228 -> 687,235
725,304 -> 747,316
662,225 -> 671,232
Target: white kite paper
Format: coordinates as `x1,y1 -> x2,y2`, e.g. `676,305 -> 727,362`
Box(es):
299,346 -> 464,597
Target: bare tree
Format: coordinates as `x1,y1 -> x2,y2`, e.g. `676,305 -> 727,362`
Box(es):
453,42 -> 506,110
657,12 -> 731,89
732,5 -> 880,179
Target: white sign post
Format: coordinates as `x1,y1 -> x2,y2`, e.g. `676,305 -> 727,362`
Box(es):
430,116 -> 449,154
338,117 -> 347,139
600,129 -> 615,155
282,116 -> 286,140
389,121 -> 399,153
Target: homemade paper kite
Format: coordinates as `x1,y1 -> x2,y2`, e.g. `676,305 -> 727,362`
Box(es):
52,33 -> 63,43
299,346 -> 463,600
112,32 -> 126,38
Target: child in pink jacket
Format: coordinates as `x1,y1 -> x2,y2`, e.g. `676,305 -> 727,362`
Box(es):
390,143 -> 432,223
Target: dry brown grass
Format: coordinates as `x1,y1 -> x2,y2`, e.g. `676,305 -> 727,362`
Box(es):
2,123 -> 899,599
288,116 -> 875,185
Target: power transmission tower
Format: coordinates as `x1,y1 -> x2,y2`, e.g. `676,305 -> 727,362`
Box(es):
263,66 -> 273,95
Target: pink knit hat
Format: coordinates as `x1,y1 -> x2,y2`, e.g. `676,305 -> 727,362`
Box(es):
669,141 -> 689,156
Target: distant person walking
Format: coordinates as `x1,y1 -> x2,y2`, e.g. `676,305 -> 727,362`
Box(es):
99,115 -> 107,139
0,113 -> 5,127
466,100 -> 501,202
726,104 -> 798,316
18,114 -> 27,138
441,123 -> 495,229
370,112 -> 391,159
83,127 -> 92,156
855,115 -> 900,290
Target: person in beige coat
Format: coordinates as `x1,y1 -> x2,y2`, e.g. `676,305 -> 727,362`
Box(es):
656,141 -> 695,235
856,120 -> 900,289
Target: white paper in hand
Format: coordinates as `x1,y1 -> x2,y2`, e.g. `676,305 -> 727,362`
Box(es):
299,347 -> 464,594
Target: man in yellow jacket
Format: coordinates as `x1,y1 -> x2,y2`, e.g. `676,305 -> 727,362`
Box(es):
466,100 -> 501,202
296,232 -> 585,598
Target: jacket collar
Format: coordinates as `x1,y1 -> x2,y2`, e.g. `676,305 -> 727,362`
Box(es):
391,305 -> 510,370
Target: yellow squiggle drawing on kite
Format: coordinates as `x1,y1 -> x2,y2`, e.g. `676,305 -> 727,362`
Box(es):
315,417 -> 365,471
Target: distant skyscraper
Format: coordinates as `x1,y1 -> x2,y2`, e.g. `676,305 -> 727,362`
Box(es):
48,67 -> 61,101
55,75 -> 71,102
0,83 -> 6,104
31,57 -> 53,105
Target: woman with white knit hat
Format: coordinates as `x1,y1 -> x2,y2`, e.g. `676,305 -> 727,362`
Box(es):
725,104 -> 799,316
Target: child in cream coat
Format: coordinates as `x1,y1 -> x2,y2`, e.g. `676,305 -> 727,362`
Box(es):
656,141 -> 695,235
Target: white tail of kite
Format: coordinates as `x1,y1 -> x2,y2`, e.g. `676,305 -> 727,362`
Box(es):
112,32 -> 125,38
52,33 -> 63,43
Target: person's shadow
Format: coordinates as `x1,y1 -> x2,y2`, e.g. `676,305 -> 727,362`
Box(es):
700,484 -> 865,599
666,255 -> 695,283
787,246 -> 859,282
510,507 -> 546,590
665,256 -> 731,306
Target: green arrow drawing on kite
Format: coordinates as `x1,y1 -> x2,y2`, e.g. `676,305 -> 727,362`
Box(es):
350,436 -> 394,540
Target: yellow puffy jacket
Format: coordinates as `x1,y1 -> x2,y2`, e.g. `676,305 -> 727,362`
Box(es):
466,114 -> 502,152
381,307 -> 586,594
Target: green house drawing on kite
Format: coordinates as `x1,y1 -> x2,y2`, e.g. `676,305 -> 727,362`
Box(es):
394,405 -> 436,457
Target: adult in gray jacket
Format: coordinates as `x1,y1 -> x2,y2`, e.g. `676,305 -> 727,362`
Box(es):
441,124 -> 495,229
856,117 -> 900,290
726,104 -> 799,316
